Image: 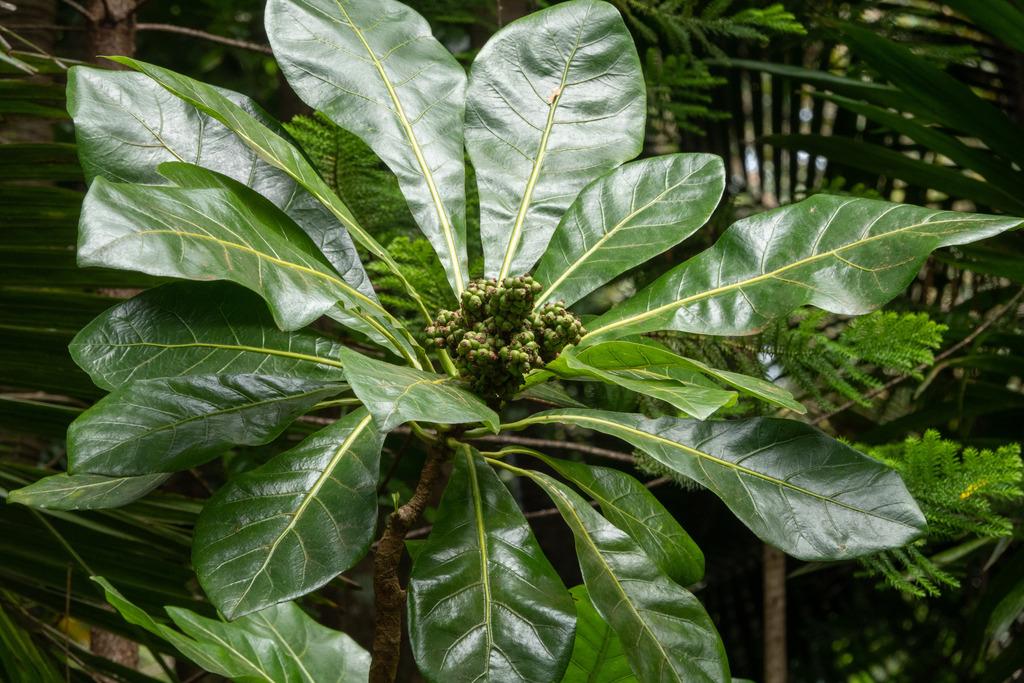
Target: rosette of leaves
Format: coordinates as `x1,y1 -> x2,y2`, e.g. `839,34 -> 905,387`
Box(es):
8,0 -> 1024,681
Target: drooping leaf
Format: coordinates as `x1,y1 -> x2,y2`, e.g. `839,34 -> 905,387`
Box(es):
535,154 -> 725,308
78,175 -> 404,352
762,133 -> 1024,215
70,282 -> 346,391
7,473 -> 169,510
546,345 -> 737,419
532,453 -> 704,585
337,347 -> 499,433
105,57 -> 432,321
466,0 -> 646,279
68,375 -> 344,476
813,92 -> 1024,203
194,409 -> 383,619
511,410 -> 927,560
518,468 -> 730,682
574,340 -> 805,413
67,67 -> 372,292
266,0 -> 469,297
580,195 -> 1023,346
94,578 -> 371,682
836,20 -> 1024,168
408,446 -> 575,682
559,585 -> 637,683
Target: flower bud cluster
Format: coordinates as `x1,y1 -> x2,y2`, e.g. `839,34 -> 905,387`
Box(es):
426,275 -> 585,401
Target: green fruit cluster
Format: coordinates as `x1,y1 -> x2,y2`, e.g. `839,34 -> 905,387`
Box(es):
426,275 -> 585,401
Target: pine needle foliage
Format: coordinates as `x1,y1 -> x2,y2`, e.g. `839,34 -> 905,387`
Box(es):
760,309 -> 947,411
365,237 -> 457,341
855,432 -> 1023,597
283,111 -> 418,242
583,0 -> 805,136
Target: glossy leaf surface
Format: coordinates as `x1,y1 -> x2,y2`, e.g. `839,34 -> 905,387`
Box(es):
534,453 -> 704,585
535,154 -> 725,307
107,57 -> 430,320
194,409 -> 382,619
570,340 -> 805,413
580,195 -> 1024,346
515,410 -> 927,560
524,469 -> 729,682
560,586 -> 636,683
70,282 -> 346,391
466,0 -> 646,278
267,0 -> 468,296
338,347 -> 499,433
67,67 -> 371,291
546,345 -> 736,420
78,176 -> 394,342
68,375 -> 343,476
7,472 -> 169,510
96,578 -> 371,682
408,446 -> 575,682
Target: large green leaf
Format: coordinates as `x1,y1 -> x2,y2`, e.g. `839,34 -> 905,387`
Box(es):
70,281 -> 347,391
515,467 -> 729,682
67,67 -> 372,292
337,347 -> 499,432
571,340 -> 805,413
580,195 -> 1023,346
408,446 -> 575,682
7,473 -> 169,510
68,375 -> 344,476
105,57 -> 431,321
466,0 -> 646,279
78,175 -> 403,353
95,578 -> 371,682
532,453 -> 704,586
534,154 -> 725,308
546,345 -> 737,420
560,585 -> 637,683
266,0 -> 468,297
193,408 -> 382,619
508,410 -> 927,560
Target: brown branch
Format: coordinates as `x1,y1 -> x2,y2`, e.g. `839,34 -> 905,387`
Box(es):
135,23 -> 273,55
810,286 -> 1024,426
369,433 -> 456,683
467,433 -> 638,464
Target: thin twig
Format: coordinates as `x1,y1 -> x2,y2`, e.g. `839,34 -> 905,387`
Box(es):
5,24 -> 86,31
135,23 -> 273,55
467,433 -> 638,464
59,0 -> 96,21
810,286 -> 1024,426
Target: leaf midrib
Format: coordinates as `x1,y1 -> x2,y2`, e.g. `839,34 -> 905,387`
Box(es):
582,215 -> 999,342
498,6 -> 590,280
536,159 -> 715,307
334,0 -> 465,295
519,412 -> 919,528
229,412 -> 374,614
89,341 -> 345,371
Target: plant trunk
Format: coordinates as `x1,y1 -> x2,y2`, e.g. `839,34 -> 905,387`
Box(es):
369,436 -> 453,683
763,544 -> 787,683
87,0 -> 136,67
